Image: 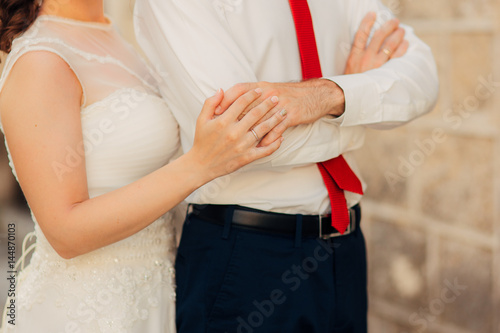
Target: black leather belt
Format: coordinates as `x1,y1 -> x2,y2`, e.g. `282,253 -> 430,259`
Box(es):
189,204 -> 360,239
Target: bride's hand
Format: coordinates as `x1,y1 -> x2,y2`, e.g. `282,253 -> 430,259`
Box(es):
188,88 -> 286,179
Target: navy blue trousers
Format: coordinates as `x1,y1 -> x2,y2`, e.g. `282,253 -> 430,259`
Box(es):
175,211 -> 368,333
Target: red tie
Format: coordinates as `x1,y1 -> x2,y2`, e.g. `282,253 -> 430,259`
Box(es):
288,0 -> 363,234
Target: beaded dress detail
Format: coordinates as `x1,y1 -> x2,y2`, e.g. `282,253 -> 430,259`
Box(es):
0,15 -> 179,333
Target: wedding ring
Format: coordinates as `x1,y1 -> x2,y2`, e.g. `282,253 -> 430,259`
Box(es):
250,128 -> 259,141
382,48 -> 392,56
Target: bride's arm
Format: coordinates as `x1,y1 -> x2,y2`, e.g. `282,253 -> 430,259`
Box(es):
0,51 -> 285,259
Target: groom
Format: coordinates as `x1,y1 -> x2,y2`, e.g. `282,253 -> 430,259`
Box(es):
134,1 -> 438,332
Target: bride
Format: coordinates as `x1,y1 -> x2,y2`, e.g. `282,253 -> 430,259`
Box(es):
0,0 -> 287,331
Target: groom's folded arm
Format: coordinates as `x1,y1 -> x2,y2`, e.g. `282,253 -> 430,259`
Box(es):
134,0 -> 365,170
325,0 -> 439,129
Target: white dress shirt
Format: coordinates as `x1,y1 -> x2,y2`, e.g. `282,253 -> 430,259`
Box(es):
133,0 -> 438,215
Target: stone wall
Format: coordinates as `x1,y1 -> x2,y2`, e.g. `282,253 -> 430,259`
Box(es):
359,0 -> 500,332
0,0 -> 498,331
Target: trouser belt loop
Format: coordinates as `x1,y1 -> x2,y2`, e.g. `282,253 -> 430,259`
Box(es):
186,203 -> 194,217
222,205 -> 235,239
295,214 -> 303,248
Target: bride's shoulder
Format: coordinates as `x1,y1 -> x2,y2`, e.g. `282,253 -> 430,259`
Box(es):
0,49 -> 82,107
0,18 -> 85,104
4,49 -> 79,86
2,18 -> 76,80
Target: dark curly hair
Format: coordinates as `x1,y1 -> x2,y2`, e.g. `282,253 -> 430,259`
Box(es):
0,0 -> 41,53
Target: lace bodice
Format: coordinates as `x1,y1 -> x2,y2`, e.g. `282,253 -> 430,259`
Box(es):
0,15 -> 180,332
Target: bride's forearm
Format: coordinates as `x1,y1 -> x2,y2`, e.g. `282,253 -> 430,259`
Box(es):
2,59 -> 283,259
51,152 -> 209,259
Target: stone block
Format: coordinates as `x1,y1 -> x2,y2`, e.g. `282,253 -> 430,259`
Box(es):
417,133 -> 494,233
354,128 -> 410,207
368,219 -> 427,309
437,239 -> 493,332
369,314 -> 402,333
396,0 -> 452,19
451,33 -> 495,114
450,0 -> 496,19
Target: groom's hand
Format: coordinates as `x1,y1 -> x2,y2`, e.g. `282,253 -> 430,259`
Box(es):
219,79 -> 345,147
216,79 -> 345,147
344,12 -> 408,75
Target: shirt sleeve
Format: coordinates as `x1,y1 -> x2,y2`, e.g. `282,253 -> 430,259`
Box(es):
133,0 -> 365,169
327,0 -> 439,129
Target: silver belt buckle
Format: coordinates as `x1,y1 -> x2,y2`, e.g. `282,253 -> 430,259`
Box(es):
318,208 -> 356,240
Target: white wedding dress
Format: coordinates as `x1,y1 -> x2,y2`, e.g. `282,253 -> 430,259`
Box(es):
0,15 -> 180,333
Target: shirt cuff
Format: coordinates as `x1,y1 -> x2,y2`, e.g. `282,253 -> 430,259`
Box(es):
324,73 -> 381,127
